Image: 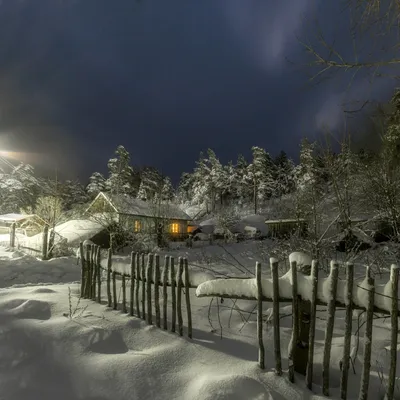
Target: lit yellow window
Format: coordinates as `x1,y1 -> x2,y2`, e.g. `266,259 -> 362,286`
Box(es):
171,223 -> 179,233
134,220 -> 141,232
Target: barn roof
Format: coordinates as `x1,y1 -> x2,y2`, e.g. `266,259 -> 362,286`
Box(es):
94,192 -> 192,221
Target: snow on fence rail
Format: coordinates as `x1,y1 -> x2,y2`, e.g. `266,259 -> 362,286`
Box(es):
79,243 -> 399,400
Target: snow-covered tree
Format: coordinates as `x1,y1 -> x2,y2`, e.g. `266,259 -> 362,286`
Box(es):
161,176 -> 175,202
35,196 -> 64,226
274,151 -> 296,196
106,145 -> 138,196
61,180 -> 89,209
137,167 -> 164,201
0,162 -> 39,213
86,172 -> 107,198
245,146 -> 276,213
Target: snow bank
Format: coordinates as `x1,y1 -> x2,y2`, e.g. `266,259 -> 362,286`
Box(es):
0,247 -> 80,289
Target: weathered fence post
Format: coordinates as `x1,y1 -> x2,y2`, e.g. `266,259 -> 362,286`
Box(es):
170,257 -> 176,333
42,225 -> 49,261
256,261 -> 265,369
112,270 -> 117,310
130,252 -> 136,317
322,261 -> 339,397
10,223 -> 16,248
80,241 -> 85,297
387,264 -> 399,400
135,253 -> 141,318
146,254 -> 153,325
141,253 -> 146,320
106,249 -> 112,307
154,254 -> 161,328
288,261 -> 298,383
96,246 -> 101,303
184,258 -> 192,339
121,274 -> 127,313
163,256 -> 170,330
177,257 -> 184,336
270,258 -> 281,375
306,260 -> 319,390
84,244 -> 91,298
359,266 -> 374,400
91,245 -> 97,300
340,262 -> 354,400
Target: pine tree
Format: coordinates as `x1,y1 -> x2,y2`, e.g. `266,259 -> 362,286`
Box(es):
274,151 -> 296,196
137,167 -> 163,201
86,172 -> 106,197
161,177 -> 175,202
106,145 -> 137,196
177,172 -> 194,203
61,180 -> 89,209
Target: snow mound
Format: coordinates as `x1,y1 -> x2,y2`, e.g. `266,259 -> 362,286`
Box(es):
0,246 -> 80,289
0,298 -> 51,320
188,374 -> 273,400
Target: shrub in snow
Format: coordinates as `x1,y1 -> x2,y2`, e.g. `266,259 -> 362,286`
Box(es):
289,251 -> 312,275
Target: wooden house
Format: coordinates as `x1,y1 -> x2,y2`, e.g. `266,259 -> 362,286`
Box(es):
85,192 -> 192,240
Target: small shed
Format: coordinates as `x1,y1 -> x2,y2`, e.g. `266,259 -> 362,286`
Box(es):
0,213 -> 47,236
264,218 -> 308,238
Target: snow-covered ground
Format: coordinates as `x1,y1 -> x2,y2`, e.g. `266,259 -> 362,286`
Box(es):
0,245 -> 399,399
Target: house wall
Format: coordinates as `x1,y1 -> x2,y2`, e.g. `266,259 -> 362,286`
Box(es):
121,214 -> 188,239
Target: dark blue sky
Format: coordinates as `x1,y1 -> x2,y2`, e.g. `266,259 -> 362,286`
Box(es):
0,0 -> 395,183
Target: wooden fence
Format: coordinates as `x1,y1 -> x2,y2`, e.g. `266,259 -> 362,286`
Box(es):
80,242 -> 193,339
79,243 -> 399,400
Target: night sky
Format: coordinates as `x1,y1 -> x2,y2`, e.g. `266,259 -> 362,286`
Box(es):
0,0 -> 395,183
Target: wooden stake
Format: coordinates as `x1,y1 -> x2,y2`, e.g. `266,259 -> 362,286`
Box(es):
340,262 -> 354,399
91,245 -> 97,300
154,254 -> 161,328
270,258 -> 281,374
256,261 -> 265,369
79,241 -> 85,297
387,264 -> 399,400
359,267 -> 374,400
177,257 -> 184,336
162,256 -> 170,330
122,274 -> 127,313
141,253 -> 146,320
96,246 -> 101,303
10,223 -> 16,248
106,249 -> 112,307
170,257 -> 176,333
306,260 -> 319,390
322,261 -> 339,397
184,258 -> 192,339
130,252 -> 136,317
84,245 -> 91,298
288,261 -> 298,383
135,253 -> 141,318
42,225 -> 49,261
146,254 -> 153,325
112,270 -> 117,310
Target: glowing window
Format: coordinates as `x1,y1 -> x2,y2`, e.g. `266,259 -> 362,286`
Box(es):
134,220 -> 141,232
171,223 -> 179,233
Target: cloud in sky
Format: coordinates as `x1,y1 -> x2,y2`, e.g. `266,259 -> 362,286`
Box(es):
219,0 -> 316,70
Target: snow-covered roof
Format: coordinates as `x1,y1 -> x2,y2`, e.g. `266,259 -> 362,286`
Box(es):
0,213 -> 37,223
93,192 -> 192,221
52,219 -> 106,245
